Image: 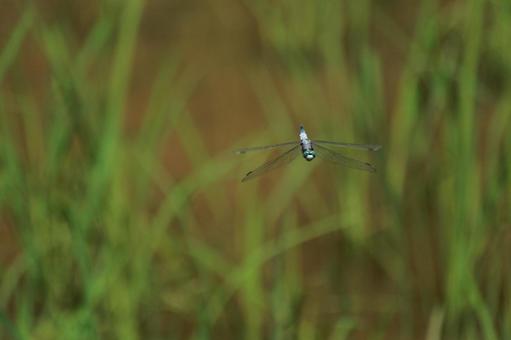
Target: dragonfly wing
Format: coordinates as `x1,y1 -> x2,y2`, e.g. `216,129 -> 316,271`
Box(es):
314,143 -> 376,172
313,140 -> 381,151
241,145 -> 301,182
235,141 -> 298,154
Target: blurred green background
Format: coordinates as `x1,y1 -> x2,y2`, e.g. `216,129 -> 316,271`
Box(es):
1,0 -> 510,339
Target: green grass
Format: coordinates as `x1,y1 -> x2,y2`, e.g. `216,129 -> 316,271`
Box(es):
1,0 -> 511,339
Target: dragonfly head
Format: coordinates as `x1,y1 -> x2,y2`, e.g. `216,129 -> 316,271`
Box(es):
303,149 -> 316,161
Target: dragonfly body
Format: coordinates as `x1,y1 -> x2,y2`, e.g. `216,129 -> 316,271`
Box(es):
299,125 -> 316,161
235,125 -> 381,182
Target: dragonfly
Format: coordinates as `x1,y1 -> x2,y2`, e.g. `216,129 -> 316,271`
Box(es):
235,125 -> 381,182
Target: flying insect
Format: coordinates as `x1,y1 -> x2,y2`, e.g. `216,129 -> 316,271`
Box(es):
235,125 -> 381,182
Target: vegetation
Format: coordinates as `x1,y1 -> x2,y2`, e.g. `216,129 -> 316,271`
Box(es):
1,0 -> 510,338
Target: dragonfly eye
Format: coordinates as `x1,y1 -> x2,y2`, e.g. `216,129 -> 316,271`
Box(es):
304,151 -> 315,161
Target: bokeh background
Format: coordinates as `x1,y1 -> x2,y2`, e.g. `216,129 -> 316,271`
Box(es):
1,0 -> 510,339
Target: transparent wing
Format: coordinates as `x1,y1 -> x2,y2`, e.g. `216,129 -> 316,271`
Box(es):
241,145 -> 301,182
314,143 -> 376,172
234,141 -> 298,155
313,140 -> 381,151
